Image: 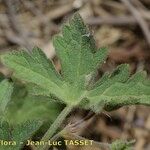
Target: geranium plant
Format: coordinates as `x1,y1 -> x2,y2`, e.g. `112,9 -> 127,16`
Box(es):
0,13 -> 150,150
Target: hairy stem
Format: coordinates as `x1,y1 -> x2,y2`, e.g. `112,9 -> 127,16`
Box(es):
37,105 -> 73,150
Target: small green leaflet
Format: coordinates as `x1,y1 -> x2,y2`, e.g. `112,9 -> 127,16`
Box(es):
0,120 -> 42,150
0,80 -> 13,114
111,140 -> 134,150
1,13 -> 150,113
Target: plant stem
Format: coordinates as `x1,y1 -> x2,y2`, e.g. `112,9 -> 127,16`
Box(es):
37,105 -> 73,150
30,145 -> 37,150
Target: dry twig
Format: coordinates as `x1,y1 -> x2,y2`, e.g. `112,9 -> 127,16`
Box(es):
121,0 -> 150,48
3,0 -> 33,51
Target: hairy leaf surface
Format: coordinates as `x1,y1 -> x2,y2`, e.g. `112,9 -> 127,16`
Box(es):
53,13 -> 108,83
1,13 -> 150,113
85,65 -> 150,112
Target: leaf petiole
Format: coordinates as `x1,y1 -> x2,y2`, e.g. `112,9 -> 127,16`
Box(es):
37,105 -> 73,150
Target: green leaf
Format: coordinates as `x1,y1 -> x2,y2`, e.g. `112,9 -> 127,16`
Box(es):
53,13 -> 108,83
0,120 -> 42,150
26,83 -> 51,97
12,120 -> 42,147
111,140 -> 134,150
86,65 -> 150,112
1,13 -> 150,113
1,47 -> 62,88
0,80 -> 13,113
1,47 -> 67,102
6,95 -> 63,124
1,14 -> 108,107
5,82 -> 63,124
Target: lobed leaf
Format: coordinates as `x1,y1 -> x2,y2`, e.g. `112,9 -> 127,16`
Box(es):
85,65 -> 150,112
1,13 -> 150,113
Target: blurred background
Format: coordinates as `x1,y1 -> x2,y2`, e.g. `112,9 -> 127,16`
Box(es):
0,0 -> 150,150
